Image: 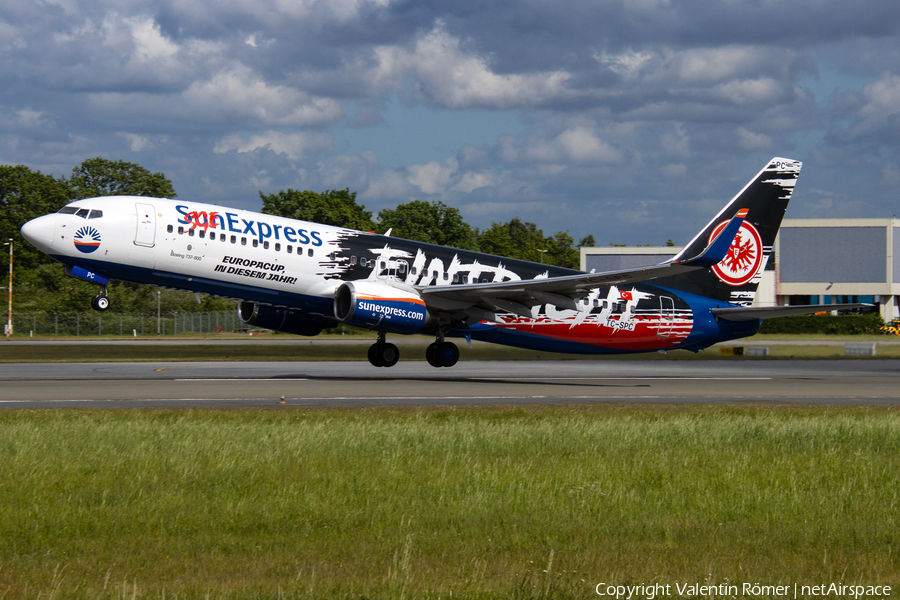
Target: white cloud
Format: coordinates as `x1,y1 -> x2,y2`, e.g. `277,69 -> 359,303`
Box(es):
451,171 -> 496,194
369,22 -> 573,109
214,131 -> 332,161
526,127 -> 622,165
407,157 -> 458,194
129,17 -> 178,61
736,127 -> 772,151
119,132 -> 152,152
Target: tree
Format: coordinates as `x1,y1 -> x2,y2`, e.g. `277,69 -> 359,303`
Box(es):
477,218 -> 579,268
260,188 -> 375,230
578,235 -> 596,248
377,200 -> 479,250
68,157 -> 176,198
0,165 -> 72,285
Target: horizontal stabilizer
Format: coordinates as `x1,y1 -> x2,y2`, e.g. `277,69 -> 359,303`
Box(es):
676,208 -> 747,267
711,304 -> 873,322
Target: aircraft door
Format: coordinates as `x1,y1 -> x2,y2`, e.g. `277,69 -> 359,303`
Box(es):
134,203 -> 156,247
657,295 -> 675,338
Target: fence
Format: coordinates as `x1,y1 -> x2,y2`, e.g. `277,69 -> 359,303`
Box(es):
5,311 -> 241,337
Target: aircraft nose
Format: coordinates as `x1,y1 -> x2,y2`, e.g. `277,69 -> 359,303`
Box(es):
20,214 -> 56,254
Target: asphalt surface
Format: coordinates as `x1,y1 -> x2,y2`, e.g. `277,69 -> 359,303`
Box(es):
2,359 -> 899,408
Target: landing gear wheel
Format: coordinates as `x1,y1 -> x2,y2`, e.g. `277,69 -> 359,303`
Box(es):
426,342 -> 440,367
436,341 -> 459,367
368,342 -> 400,367
426,341 -> 459,367
378,343 -> 400,367
91,295 -> 110,312
368,343 -> 383,367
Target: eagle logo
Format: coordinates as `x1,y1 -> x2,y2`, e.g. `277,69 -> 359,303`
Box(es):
708,220 -> 762,286
73,226 -> 101,254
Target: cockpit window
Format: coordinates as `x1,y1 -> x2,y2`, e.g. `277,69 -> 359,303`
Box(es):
87,210 -> 103,219
57,206 -> 80,215
75,208 -> 90,219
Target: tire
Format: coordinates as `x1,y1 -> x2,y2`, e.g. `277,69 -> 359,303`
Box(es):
92,295 -> 110,312
437,342 -> 459,367
379,343 -> 399,367
425,342 -> 441,367
368,343 -> 384,367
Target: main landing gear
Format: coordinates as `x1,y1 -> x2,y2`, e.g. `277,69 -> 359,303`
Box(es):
366,331 -> 460,368
367,332 -> 399,367
426,337 -> 459,368
90,287 -> 110,312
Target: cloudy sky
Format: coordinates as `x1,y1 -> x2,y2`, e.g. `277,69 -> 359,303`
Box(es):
3,0 -> 900,245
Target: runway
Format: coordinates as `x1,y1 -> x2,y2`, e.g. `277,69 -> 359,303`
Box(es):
2,359 -> 899,408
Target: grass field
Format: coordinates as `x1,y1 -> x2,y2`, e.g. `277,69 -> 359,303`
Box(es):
0,406 -> 898,599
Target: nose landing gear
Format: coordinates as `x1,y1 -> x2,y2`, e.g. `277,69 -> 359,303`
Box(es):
90,286 -> 110,312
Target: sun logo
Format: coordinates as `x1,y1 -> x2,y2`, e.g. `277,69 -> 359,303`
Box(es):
708,219 -> 762,286
73,226 -> 102,254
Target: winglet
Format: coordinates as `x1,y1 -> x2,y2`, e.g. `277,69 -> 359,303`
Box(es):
675,208 -> 747,268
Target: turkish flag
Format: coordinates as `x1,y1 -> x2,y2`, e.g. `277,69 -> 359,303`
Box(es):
620,290 -> 633,301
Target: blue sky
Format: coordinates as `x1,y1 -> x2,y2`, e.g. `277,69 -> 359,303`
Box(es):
2,0 -> 900,245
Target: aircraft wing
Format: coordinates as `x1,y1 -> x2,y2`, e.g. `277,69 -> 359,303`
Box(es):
710,304 -> 873,322
419,209 -> 748,319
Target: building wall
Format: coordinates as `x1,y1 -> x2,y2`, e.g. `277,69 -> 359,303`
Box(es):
894,226 -> 900,286
779,227 -> 886,283
583,252 -> 678,273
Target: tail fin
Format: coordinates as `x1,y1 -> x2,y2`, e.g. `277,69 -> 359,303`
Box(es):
659,157 -> 802,304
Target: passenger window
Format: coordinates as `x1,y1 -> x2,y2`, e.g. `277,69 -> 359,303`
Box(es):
199,230 -> 206,239
307,248 -> 313,257
252,239 -> 258,248
287,246 -> 292,254
88,210 -> 103,219
220,233 -> 226,242
411,267 -> 417,275
398,263 -> 407,274
76,208 -> 90,219
263,241 -> 269,250
230,235 -> 236,244
178,226 -> 184,235
167,225 -> 174,233
443,273 -> 449,281
275,243 -> 280,252
188,228 -> 195,237
453,273 -> 459,283
360,257 -> 367,267
241,237 -> 247,246
350,255 -> 357,265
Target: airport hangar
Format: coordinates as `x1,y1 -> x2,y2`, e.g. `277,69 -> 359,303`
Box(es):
581,218 -> 900,322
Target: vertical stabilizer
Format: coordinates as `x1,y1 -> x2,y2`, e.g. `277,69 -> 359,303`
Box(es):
659,157 -> 802,304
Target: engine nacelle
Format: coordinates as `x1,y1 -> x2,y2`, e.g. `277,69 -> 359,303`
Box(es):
238,301 -> 329,336
333,281 -> 432,334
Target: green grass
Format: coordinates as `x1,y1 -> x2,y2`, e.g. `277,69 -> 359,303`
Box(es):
0,407 -> 898,599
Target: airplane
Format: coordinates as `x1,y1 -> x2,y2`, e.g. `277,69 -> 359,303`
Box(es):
19,157 -> 867,367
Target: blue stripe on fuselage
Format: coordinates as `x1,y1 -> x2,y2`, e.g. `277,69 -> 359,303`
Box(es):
48,254 -> 333,316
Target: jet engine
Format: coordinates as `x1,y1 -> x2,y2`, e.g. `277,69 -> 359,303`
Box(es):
238,301 -> 330,336
333,281 -> 434,334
